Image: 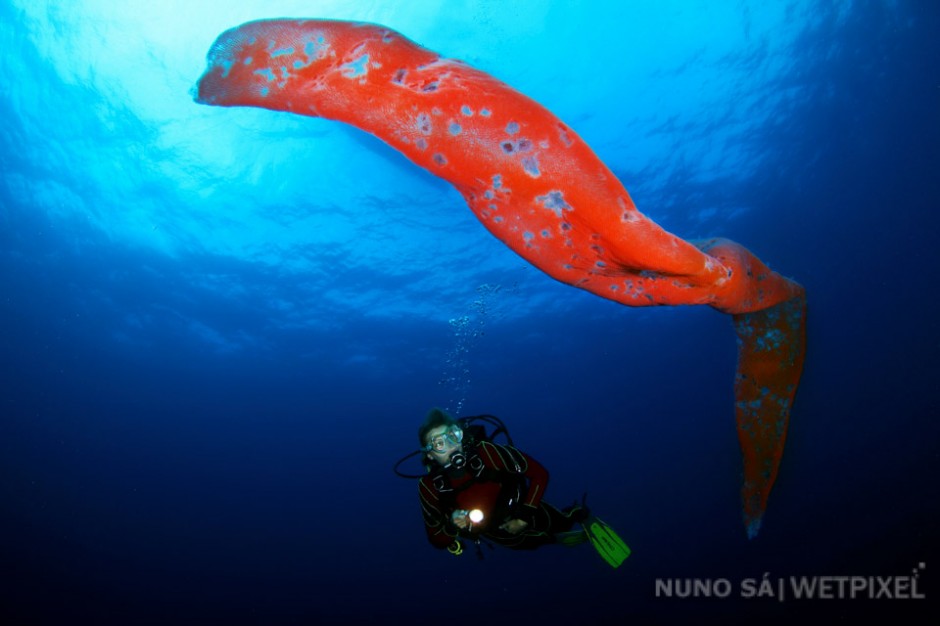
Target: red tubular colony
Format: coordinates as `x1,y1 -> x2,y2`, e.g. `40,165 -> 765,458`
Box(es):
195,19 -> 806,537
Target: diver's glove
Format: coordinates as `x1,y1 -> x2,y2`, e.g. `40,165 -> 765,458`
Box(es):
446,540 -> 463,556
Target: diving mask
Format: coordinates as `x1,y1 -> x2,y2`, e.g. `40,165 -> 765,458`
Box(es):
425,426 -> 463,452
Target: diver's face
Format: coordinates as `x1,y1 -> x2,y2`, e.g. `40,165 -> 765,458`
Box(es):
425,425 -> 463,466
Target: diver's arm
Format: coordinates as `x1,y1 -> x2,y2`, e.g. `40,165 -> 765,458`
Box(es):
519,451 -> 549,509
479,442 -> 550,523
418,478 -> 458,549
513,451 -> 549,525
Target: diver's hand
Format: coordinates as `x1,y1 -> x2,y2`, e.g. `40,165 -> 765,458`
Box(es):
451,510 -> 470,530
499,518 -> 528,534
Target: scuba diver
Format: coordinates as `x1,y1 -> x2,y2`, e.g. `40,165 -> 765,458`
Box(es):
395,408 -> 630,567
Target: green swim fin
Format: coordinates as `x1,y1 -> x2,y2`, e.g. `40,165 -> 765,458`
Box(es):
583,516 -> 631,568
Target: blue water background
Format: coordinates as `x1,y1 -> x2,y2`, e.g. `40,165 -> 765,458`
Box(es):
1,1 -> 938,623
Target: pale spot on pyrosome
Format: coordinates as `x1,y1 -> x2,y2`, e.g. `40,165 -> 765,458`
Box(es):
536,190 -> 572,217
